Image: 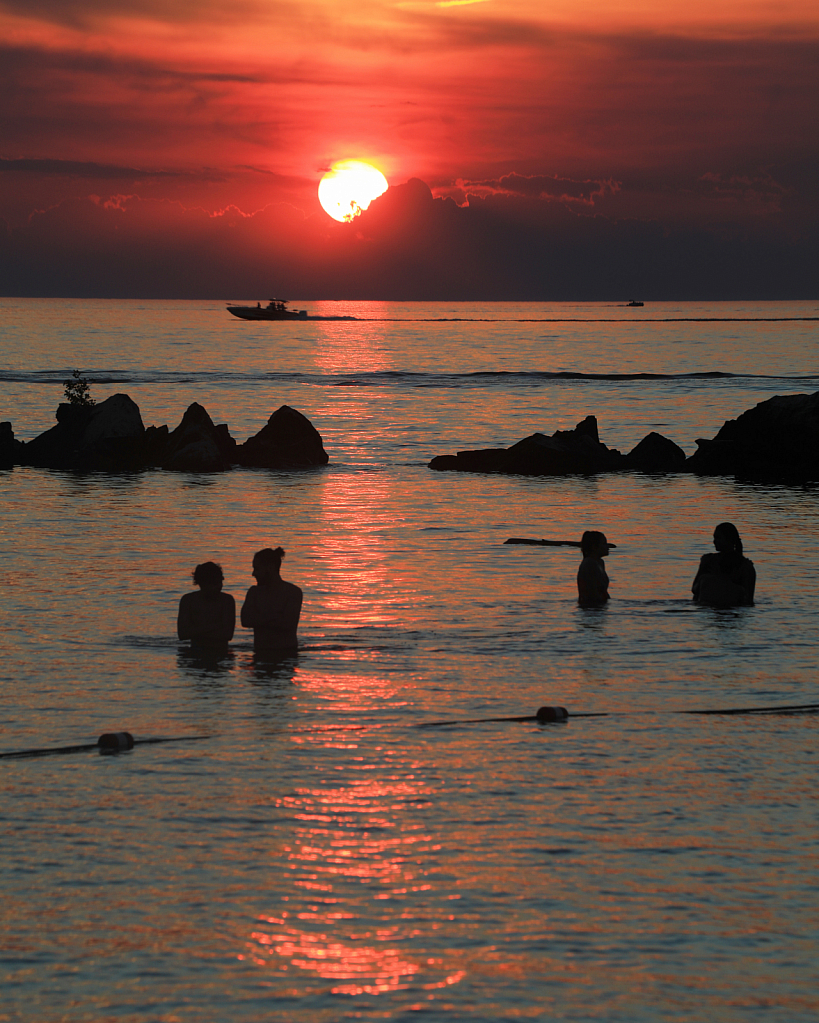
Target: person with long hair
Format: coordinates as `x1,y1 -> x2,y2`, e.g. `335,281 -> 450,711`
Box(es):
177,561 -> 235,648
692,522 -> 756,606
240,547 -> 303,652
577,530 -> 610,606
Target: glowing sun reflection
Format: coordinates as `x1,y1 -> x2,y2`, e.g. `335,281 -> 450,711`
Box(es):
313,472 -> 419,633
310,312 -> 392,374
240,766 -> 462,994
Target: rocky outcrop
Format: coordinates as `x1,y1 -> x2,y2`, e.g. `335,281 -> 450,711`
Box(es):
20,394 -> 147,471
430,392 -> 819,482
429,415 -> 626,475
686,391 -> 819,482
10,396 -> 329,473
624,431 -> 687,471
236,405 -> 329,469
161,403 -> 236,472
0,422 -> 22,469
15,387 -> 819,482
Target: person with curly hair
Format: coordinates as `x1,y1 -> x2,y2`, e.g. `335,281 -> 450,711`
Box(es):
177,561 -> 235,648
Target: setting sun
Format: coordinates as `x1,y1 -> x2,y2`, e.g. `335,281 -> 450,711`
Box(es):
318,160 -> 389,223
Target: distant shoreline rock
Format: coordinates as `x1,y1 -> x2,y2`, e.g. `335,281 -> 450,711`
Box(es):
4,395 -> 329,473
428,391 -> 819,483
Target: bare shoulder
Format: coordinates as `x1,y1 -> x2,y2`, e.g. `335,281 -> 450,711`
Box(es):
179,590 -> 209,612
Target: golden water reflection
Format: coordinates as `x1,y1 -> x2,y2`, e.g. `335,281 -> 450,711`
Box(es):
245,912 -> 466,995
242,760 -> 464,995
293,669 -> 407,713
310,306 -> 391,375
313,471 -> 420,633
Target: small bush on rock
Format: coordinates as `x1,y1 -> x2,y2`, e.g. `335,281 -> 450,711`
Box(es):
64,369 -> 96,407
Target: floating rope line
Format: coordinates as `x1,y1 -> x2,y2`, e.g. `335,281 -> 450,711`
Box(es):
0,732 -> 210,761
678,702 -> 819,717
3,701 -> 818,759
416,702 -> 819,728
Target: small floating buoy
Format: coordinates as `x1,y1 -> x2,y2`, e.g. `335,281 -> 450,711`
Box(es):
536,706 -> 568,722
98,732 -> 135,753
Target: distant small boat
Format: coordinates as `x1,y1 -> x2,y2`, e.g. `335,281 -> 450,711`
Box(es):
627,300 -> 644,307
227,299 -> 308,321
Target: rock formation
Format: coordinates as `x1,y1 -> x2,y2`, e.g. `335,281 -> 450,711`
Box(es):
161,402 -> 236,473
20,394 -> 147,471
11,396 -> 328,474
0,422 -> 21,469
429,416 -> 626,475
624,432 -> 687,472
686,391 -> 819,482
430,391 -> 819,482
10,387 -> 819,482
236,405 -> 329,469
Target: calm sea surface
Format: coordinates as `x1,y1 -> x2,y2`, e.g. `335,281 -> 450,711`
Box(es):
2,299 -> 818,1021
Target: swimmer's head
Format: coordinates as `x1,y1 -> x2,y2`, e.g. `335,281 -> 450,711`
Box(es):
193,561 -> 224,589
252,547 -> 285,581
713,522 -> 743,555
580,530 -> 609,557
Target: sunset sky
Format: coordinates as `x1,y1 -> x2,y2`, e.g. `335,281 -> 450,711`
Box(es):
1,0 -> 817,298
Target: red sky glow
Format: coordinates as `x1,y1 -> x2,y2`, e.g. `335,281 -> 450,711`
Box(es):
1,0 -> 817,297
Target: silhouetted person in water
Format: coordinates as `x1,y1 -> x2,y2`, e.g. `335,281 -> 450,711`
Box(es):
692,522 -> 756,607
241,547 -> 303,653
577,531 -> 610,606
177,562 -> 235,648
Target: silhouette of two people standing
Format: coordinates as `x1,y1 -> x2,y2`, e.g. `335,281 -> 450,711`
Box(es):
178,547 -> 302,653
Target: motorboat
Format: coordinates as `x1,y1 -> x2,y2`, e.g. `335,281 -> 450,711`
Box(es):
626,300 -> 644,307
227,299 -> 308,320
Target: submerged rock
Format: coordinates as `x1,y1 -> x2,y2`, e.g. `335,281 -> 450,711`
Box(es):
429,415 -> 624,475
237,405 -> 329,469
686,391 -> 819,482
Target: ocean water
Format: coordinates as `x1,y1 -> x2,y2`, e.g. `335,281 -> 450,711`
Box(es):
1,298 -> 818,1022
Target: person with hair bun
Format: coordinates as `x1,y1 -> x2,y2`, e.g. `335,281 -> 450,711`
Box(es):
177,561 -> 235,648
577,530 -> 610,606
692,522 -> 756,606
240,547 -> 303,652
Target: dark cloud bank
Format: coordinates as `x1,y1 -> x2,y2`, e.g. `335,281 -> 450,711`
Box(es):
1,177 -> 816,300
